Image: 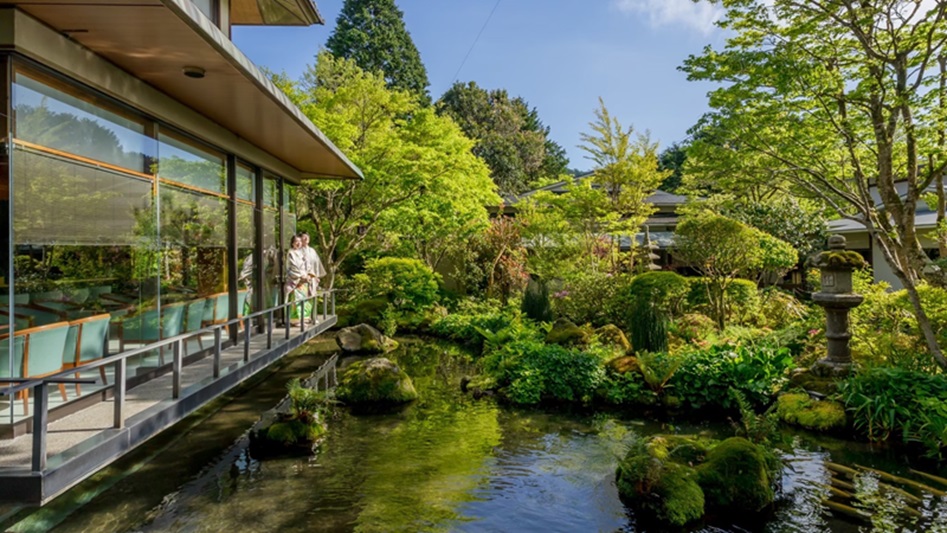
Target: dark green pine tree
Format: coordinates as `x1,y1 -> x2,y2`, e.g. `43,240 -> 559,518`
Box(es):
326,0 -> 430,103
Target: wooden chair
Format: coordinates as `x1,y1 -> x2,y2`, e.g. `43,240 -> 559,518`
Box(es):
0,322 -> 71,416
201,292 -> 229,327
183,299 -> 207,352
62,314 -> 111,395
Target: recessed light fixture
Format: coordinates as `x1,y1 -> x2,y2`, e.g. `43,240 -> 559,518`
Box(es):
183,66 -> 206,79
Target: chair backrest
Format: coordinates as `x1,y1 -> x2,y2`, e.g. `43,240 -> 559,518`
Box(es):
161,303 -> 186,338
66,314 -> 110,365
32,290 -> 64,303
184,299 -> 206,333
214,293 -> 229,322
123,306 -> 161,341
0,334 -> 26,378
88,286 -> 112,299
65,287 -> 91,304
23,322 -> 70,377
13,294 -> 29,305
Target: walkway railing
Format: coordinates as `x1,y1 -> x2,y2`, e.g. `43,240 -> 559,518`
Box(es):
0,290 -> 336,474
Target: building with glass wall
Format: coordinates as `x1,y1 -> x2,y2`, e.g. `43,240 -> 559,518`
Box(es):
0,0 -> 359,421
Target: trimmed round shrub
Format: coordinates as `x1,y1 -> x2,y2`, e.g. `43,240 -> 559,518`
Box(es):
687,278 -> 760,323
624,271 -> 690,318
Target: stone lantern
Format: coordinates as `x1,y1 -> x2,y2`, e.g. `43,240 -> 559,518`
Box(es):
641,226 -> 662,272
810,235 -> 866,374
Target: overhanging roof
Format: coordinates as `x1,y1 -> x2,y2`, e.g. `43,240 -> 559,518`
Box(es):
231,0 -> 324,26
9,0 -> 361,181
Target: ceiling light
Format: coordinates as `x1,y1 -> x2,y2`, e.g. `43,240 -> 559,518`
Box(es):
183,66 -> 206,79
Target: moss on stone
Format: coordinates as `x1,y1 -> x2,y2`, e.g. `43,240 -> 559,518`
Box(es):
545,318 -> 592,347
264,419 -> 324,446
777,393 -> 847,431
606,355 -> 639,375
696,437 -> 774,512
788,369 -> 841,395
615,435 -> 708,526
811,250 -> 867,269
595,324 -> 631,353
337,357 -> 418,405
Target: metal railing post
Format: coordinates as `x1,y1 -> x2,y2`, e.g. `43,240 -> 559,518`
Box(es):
172,340 -> 183,399
322,291 -> 328,320
213,328 -> 222,379
244,317 -> 251,363
285,303 -> 291,339
300,300 -> 305,333
31,383 -> 48,473
331,290 -> 336,316
267,310 -> 273,349
113,358 -> 126,429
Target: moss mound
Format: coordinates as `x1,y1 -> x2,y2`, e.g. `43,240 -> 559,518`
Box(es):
776,393 -> 847,431
788,368 -> 841,395
615,435 -> 708,526
606,356 -> 639,375
811,250 -> 867,269
545,318 -> 592,346
696,437 -> 774,512
337,357 -> 418,405
595,324 -> 631,353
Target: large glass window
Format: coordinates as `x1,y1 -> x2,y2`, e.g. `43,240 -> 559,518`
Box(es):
236,163 -> 257,315
13,70 -> 154,174
263,176 -> 282,309
10,71 -> 159,395
157,132 -> 228,354
158,132 -> 225,194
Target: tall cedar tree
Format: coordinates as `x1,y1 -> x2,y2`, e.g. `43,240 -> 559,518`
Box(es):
438,81 -> 569,197
326,0 -> 430,103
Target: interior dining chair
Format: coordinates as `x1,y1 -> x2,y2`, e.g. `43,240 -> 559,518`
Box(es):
63,314 -> 111,395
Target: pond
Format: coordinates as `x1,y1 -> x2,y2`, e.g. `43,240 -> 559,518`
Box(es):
7,337 -> 947,532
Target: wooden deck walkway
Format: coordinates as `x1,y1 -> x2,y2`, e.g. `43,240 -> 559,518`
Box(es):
0,309 -> 336,505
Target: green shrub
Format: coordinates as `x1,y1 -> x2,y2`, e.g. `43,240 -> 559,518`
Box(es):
838,368 -> 947,457
430,299 -> 514,349
480,331 -> 606,405
672,343 -> 795,411
598,370 -> 652,405
522,276 -> 553,322
346,257 -> 442,331
550,271 -> 632,327
670,313 -> 716,344
687,278 -> 760,324
637,351 -> 682,394
757,289 -> 808,329
624,271 -> 691,318
628,300 -> 669,354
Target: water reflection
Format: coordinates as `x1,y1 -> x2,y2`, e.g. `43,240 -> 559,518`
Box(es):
46,338 -> 947,533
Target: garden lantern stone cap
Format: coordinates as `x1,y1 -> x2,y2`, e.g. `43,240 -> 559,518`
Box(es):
810,235 -> 867,271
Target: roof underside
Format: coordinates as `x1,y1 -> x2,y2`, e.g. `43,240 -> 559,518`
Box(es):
231,0 -> 324,26
10,0 -> 359,181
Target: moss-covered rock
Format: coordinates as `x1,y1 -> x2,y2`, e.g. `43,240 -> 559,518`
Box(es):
336,324 -> 399,354
696,437 -> 774,512
337,357 -> 418,405
545,318 -> 592,347
776,393 -> 847,431
788,368 -> 841,395
615,435 -> 707,526
595,324 -> 631,353
606,355 -> 639,375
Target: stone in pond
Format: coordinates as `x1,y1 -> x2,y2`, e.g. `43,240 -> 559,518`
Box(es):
336,323 -> 399,354
337,357 -> 418,405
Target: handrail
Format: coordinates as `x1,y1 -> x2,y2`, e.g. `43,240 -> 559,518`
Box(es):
0,289 -> 336,398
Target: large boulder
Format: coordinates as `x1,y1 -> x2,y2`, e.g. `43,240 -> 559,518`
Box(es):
696,437 -> 775,512
336,357 -> 418,405
545,318 -> 591,346
616,435 -> 707,526
336,323 -> 399,354
616,434 -> 776,526
596,324 -> 631,353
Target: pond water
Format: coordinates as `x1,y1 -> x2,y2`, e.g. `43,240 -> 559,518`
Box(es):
8,337 -> 947,532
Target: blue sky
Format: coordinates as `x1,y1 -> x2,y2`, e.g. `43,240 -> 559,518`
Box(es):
233,0 -> 726,170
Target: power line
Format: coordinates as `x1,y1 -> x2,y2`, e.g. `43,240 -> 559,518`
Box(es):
449,0 -> 502,86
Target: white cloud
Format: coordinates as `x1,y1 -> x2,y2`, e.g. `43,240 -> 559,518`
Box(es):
613,0 -> 725,36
